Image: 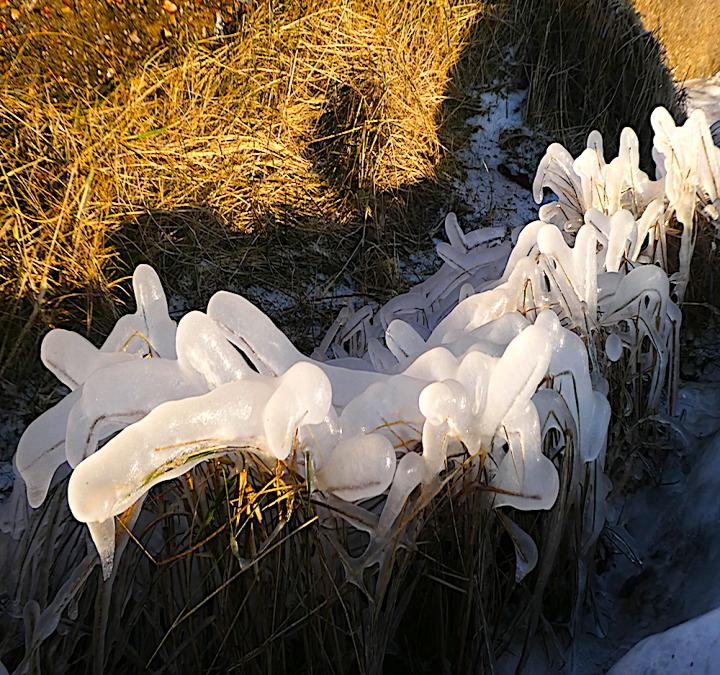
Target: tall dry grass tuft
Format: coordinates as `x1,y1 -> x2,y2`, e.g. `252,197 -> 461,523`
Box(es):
0,0 -> 485,381
506,0 -> 684,157
0,443 -> 535,673
0,0 -> 685,384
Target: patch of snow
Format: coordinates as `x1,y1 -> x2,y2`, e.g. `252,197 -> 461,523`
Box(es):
398,247 -> 441,286
246,286 -> 296,314
571,382 -> 720,673
455,90 -> 539,235
684,72 -> 720,123
166,269 -> 196,317
608,606 -> 720,674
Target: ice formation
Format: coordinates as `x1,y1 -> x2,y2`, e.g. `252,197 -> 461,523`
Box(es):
531,108 -> 720,301
3,106 -> 714,590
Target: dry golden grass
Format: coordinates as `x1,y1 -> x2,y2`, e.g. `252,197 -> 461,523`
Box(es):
0,0 -> 485,377
635,0 -> 720,80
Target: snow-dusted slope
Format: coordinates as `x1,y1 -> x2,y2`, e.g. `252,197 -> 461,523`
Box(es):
456,90 -> 539,232
608,606 -> 720,674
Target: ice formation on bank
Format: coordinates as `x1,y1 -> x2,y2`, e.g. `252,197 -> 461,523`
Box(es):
3,106 -> 718,601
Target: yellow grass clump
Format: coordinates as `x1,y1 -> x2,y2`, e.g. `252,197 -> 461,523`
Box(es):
634,0 -> 720,80
0,0 -> 484,375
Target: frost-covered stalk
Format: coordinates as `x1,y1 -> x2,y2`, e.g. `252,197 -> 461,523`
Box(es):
2,106 -> 716,592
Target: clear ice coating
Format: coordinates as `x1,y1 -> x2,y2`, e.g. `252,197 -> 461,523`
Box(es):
6,105 -> 713,587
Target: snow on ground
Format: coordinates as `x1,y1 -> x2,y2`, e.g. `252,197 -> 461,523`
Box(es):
571,381 -> 720,672
401,89 -> 541,293
580,390 -> 720,673
684,72 -> 720,122
608,606 -> 720,674
456,89 -> 539,234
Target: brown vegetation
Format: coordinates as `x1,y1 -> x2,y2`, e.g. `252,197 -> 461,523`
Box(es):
0,0 -> 684,398
0,0 -> 490,385
514,0 -> 682,155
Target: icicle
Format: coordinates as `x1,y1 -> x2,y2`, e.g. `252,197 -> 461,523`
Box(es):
68,362 -> 333,529
102,264 -> 177,357
87,519 -> 116,581
41,330 -> 135,390
498,512 -> 539,582
605,334 -> 623,362
16,393 -> 79,508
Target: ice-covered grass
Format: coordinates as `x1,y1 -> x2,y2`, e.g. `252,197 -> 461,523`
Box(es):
2,104 -> 720,672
